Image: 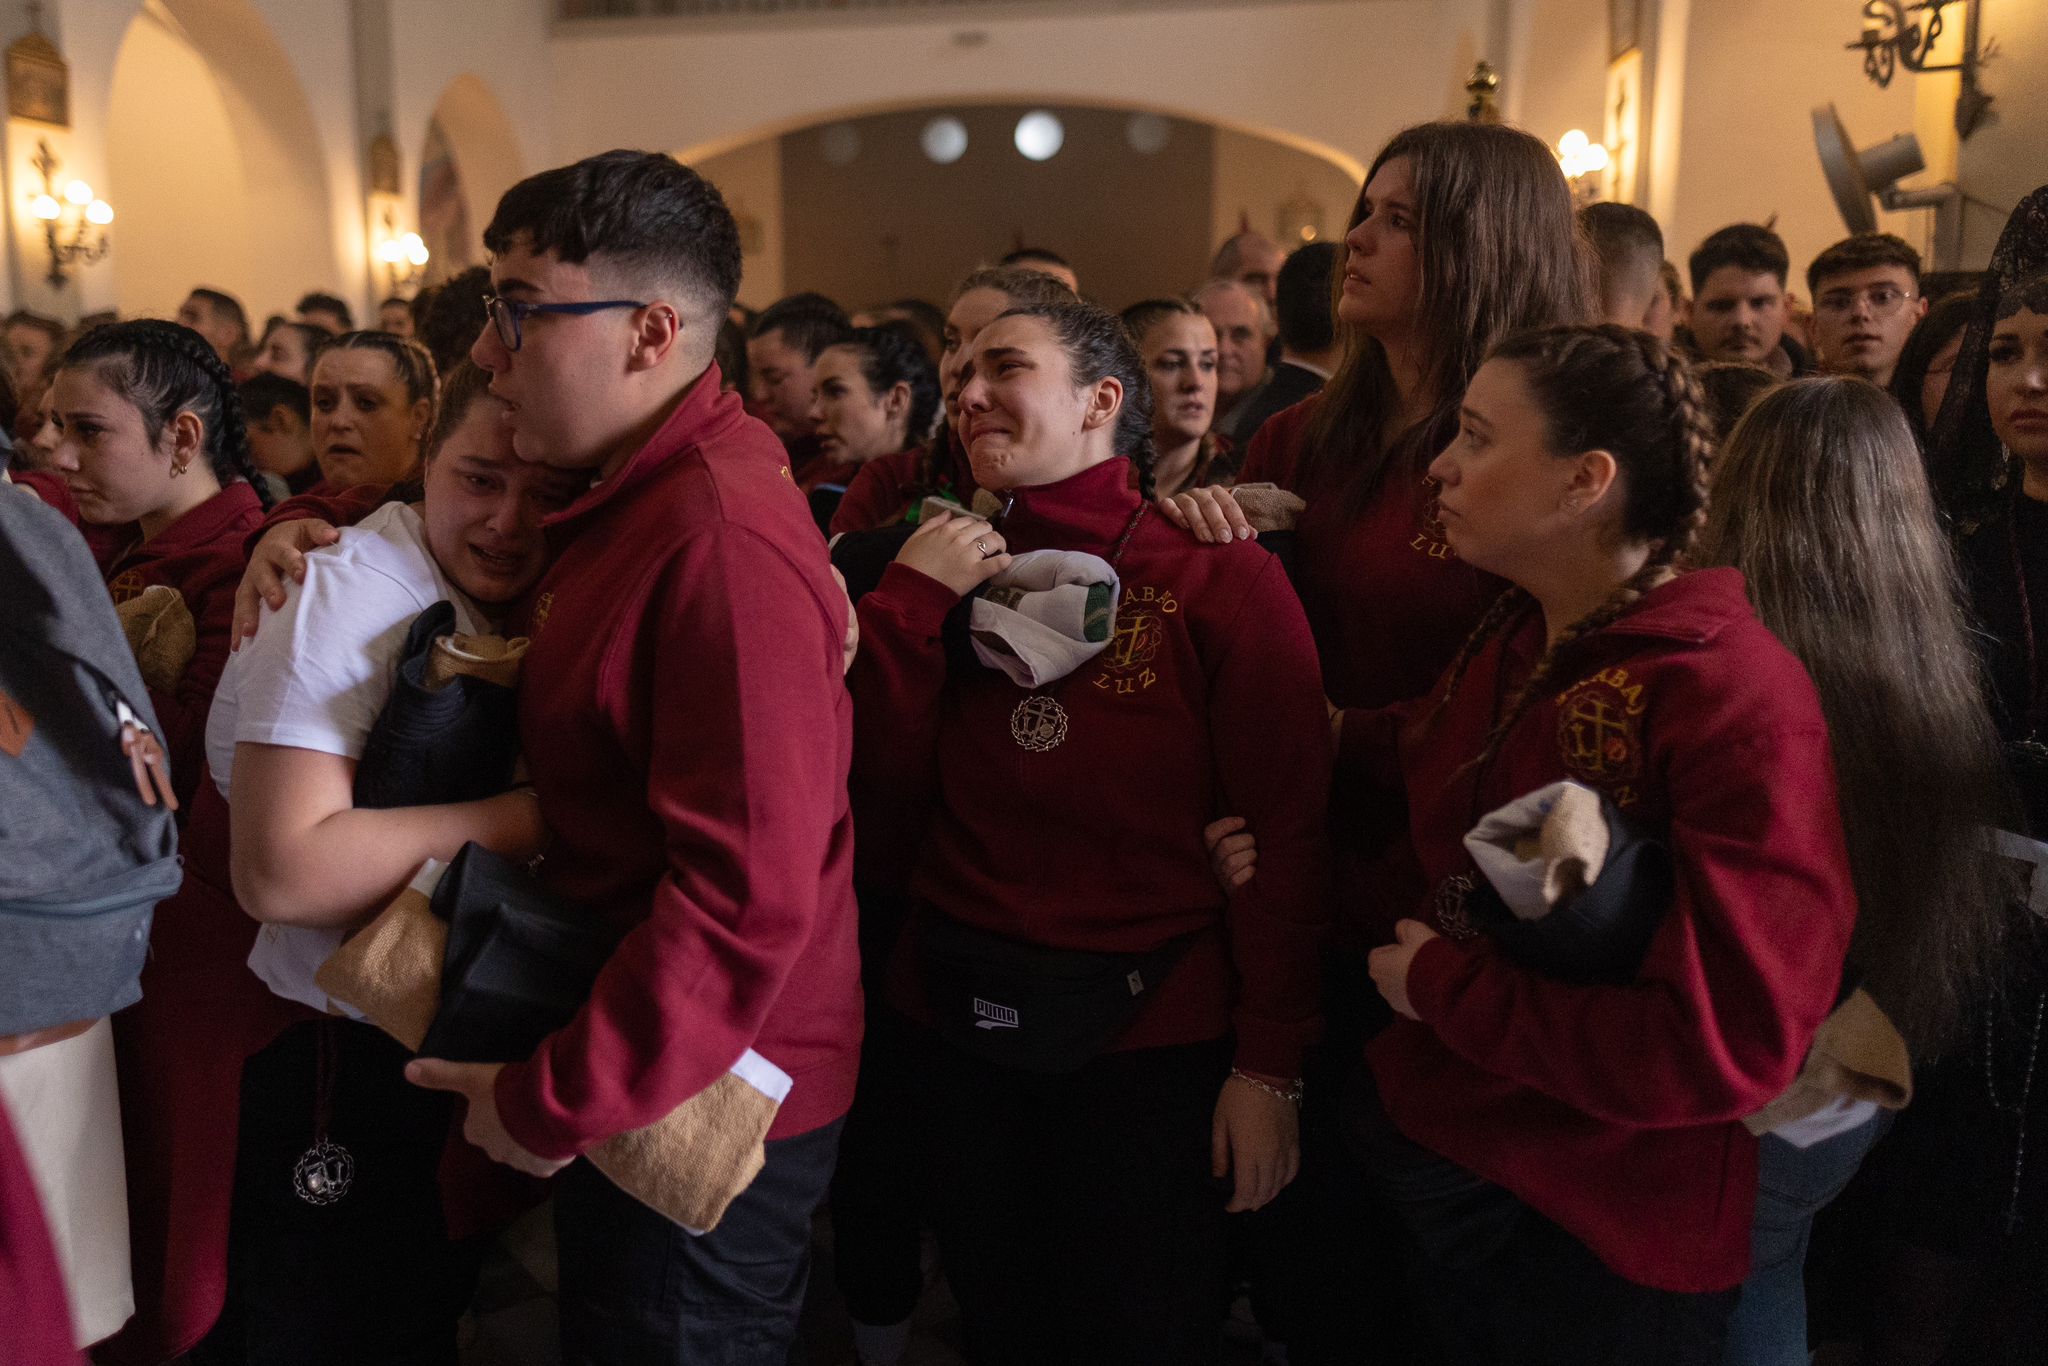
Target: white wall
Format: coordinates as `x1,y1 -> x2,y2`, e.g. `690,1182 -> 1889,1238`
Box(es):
549,0 -> 1495,177
1954,0 -> 2048,266
692,138 -> 783,309
1211,126 -> 1362,267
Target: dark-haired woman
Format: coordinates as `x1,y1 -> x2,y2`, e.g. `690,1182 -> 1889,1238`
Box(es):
1353,327 -> 1854,1362
39,319 -> 275,810
849,299 -> 1329,1363
105,365 -> 560,1365
1122,298 -> 1237,497
801,325 -> 940,531
1891,288 -> 1978,447
1835,207 -> 2048,1364
1167,119 -> 1591,1363
1697,378 -> 2012,1365
830,266 -> 1073,535
308,330 -> 436,491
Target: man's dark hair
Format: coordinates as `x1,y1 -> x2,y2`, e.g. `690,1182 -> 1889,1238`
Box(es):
885,297 -> 947,358
484,149 -> 743,322
296,292 -> 355,330
1807,231 -> 1923,295
378,295 -> 408,312
1689,223 -> 1790,292
238,371 -> 310,424
1274,241 -> 1340,354
188,287 -> 249,341
1579,203 -> 1666,315
415,264 -> 494,379
1000,247 -> 1071,271
748,292 -> 852,362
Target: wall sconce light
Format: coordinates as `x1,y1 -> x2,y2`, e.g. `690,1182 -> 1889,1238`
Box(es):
1556,129 -> 1611,205
372,206 -> 429,294
26,137 -> 109,288
1465,60 -> 1502,124
1845,0 -> 1995,137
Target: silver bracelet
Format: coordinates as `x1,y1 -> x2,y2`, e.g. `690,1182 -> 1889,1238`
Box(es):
1230,1068 -> 1304,1106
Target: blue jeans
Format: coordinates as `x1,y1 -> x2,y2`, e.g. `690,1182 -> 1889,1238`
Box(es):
1723,1113 -> 1887,1366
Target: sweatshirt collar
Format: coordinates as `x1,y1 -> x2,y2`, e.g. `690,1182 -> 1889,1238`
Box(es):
995,456 -> 1140,551
545,361 -> 742,528
124,480 -> 262,563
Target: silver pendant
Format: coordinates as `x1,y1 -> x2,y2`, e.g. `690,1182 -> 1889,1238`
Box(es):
1010,695 -> 1069,751
292,1141 -> 354,1205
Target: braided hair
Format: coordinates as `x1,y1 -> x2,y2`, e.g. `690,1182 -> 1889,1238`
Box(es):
1435,324 -> 1713,767
831,324 -> 941,448
60,319 -> 274,509
993,299 -> 1157,498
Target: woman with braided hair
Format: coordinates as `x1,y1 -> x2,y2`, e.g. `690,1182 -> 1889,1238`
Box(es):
1120,297 -> 1239,498
829,266 -> 1073,534
849,299 -> 1330,1361
307,329 -> 436,491
34,319 -> 275,811
1344,325 -> 1856,1361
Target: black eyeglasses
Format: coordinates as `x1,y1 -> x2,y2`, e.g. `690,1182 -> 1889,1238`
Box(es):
483,293 -> 649,352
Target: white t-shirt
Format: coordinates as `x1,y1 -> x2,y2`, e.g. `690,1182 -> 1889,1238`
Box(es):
206,501 -> 486,1015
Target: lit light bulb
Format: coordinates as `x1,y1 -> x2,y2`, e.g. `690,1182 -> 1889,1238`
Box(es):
86,199 -> 113,225
1583,143 -> 1610,173
375,239 -> 403,264
30,194 -> 60,221
401,232 -> 429,267
1558,129 -> 1590,158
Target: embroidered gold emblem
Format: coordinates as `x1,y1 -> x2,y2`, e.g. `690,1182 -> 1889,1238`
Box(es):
0,688 -> 32,757
1555,666 -> 1647,804
1092,586 -> 1177,696
1409,480 -> 1455,561
1011,695 -> 1069,751
530,591 -> 554,635
107,569 -> 147,605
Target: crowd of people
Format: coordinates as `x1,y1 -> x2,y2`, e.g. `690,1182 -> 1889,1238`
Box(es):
2,122 -> 2047,1366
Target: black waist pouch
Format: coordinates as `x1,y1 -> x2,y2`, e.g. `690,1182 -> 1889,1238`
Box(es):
916,910 -> 1198,1075
419,842 -> 621,1063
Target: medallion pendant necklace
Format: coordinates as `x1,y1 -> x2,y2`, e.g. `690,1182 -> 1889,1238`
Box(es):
292,1020 -> 354,1205
1009,501 -> 1148,752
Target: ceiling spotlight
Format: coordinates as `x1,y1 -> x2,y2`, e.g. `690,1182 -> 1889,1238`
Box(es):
922,116 -> 969,165
1125,113 -> 1171,155
819,122 -> 862,166
1014,110 -> 1064,162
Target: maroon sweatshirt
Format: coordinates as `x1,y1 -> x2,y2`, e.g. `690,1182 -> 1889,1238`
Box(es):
828,430 -> 979,536
0,1097 -> 81,1366
849,457 -> 1331,1077
492,370 -> 863,1154
1358,569 -> 1855,1292
1239,398 -> 1505,945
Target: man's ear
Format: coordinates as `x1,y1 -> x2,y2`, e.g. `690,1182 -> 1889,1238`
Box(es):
626,303 -> 685,373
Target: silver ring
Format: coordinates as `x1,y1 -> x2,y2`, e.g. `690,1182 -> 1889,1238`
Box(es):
974,539 -> 989,556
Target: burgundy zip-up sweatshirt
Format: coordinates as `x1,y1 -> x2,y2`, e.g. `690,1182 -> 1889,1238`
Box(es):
492,368 -> 863,1154
1238,399 -> 1505,946
849,456 -> 1331,1077
1358,569 -> 1856,1292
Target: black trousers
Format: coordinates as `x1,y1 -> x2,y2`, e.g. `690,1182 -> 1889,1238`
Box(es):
1346,1065 -> 1736,1366
829,1003 -> 929,1326
918,1031 -> 1233,1366
552,1115 -> 843,1365
193,1019 -> 484,1366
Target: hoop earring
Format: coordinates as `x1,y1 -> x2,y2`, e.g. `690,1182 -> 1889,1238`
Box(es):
169,459 -> 189,479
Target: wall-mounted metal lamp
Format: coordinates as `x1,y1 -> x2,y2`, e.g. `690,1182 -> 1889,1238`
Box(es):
372,205 -> 429,294
1845,0 -> 1996,138
26,137 -> 109,288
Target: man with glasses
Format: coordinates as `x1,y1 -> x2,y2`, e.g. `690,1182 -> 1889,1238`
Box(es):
410,150 -> 862,1363
1808,232 -> 1928,388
